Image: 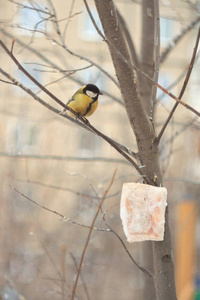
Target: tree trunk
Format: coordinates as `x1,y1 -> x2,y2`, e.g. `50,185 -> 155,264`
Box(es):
94,1 -> 177,299
152,209 -> 177,299
140,2 -> 159,299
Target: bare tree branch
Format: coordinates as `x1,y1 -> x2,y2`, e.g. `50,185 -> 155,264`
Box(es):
0,151 -> 130,165
156,25 -> 200,144
71,169 -> 117,300
0,67 -> 136,161
13,177 -> 120,200
41,0 -> 119,87
0,27 -> 121,100
150,0 -> 160,120
47,0 -> 63,39
83,1 -> 199,125
9,185 -> 108,232
159,115 -> 199,156
8,0 -> 51,15
63,0 -> 76,41
39,241 -> 69,297
140,0 -> 157,115
157,52 -> 200,102
70,253 -> 91,300
155,82 -> 200,117
0,61 -> 142,176
1,25 -> 197,116
105,222 -> 153,278
116,9 -> 140,68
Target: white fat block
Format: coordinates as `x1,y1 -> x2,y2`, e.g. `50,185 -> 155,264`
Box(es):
120,183 -> 167,242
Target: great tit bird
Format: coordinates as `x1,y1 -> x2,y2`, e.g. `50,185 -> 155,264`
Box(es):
64,84 -> 103,118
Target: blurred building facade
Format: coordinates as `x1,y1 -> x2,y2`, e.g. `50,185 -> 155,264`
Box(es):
0,1 -> 199,299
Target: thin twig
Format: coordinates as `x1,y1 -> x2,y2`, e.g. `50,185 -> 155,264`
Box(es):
40,241 -> 65,289
11,38 -> 15,53
47,0 -> 62,39
13,178 -> 120,202
105,223 -> 153,278
70,253 -> 91,300
0,78 -> 15,84
71,169 -> 117,300
9,185 -> 109,232
61,245 -> 67,300
157,52 -> 200,101
37,0 -> 119,88
39,242 -> 72,298
83,0 -> 105,40
0,27 -> 129,106
8,0 -> 51,15
156,26 -> 200,143
159,115 -> 199,155
160,15 -> 200,64
48,35 -> 119,87
1,23 -> 119,87
155,82 -> 200,117
63,0 -> 76,42
26,62 -> 92,73
150,0 -> 160,120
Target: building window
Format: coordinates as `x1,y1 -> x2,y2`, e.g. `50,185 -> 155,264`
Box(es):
6,121 -> 38,154
160,18 -> 171,43
157,73 -> 170,101
157,73 -> 178,106
14,1 -> 48,36
79,8 -> 103,41
160,16 -> 181,48
12,64 -> 42,97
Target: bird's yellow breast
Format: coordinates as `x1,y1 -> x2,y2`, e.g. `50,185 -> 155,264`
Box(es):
67,92 -> 98,117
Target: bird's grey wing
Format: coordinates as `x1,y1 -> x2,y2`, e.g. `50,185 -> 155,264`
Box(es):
62,97 -> 74,114
66,96 -> 74,105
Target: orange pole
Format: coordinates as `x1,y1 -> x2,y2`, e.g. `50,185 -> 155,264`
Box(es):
175,201 -> 197,300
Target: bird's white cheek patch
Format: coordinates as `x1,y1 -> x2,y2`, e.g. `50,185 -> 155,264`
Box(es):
86,91 -> 98,98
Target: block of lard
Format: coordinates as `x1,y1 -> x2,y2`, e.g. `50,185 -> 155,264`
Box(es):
120,183 -> 167,242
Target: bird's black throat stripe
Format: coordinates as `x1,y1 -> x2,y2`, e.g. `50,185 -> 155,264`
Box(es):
83,97 -> 97,117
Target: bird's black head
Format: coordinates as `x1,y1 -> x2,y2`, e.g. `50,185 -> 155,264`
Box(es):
83,84 -> 103,99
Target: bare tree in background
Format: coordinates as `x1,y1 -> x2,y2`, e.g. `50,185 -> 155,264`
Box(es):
0,0 -> 199,299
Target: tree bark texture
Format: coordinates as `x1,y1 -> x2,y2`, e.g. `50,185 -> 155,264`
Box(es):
140,2 -> 159,299
140,0 -> 155,115
94,1 -> 177,299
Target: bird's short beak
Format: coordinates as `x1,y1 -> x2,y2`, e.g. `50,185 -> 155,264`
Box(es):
99,92 -> 103,95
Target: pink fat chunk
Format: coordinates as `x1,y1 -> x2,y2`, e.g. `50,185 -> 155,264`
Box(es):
120,183 -> 167,242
